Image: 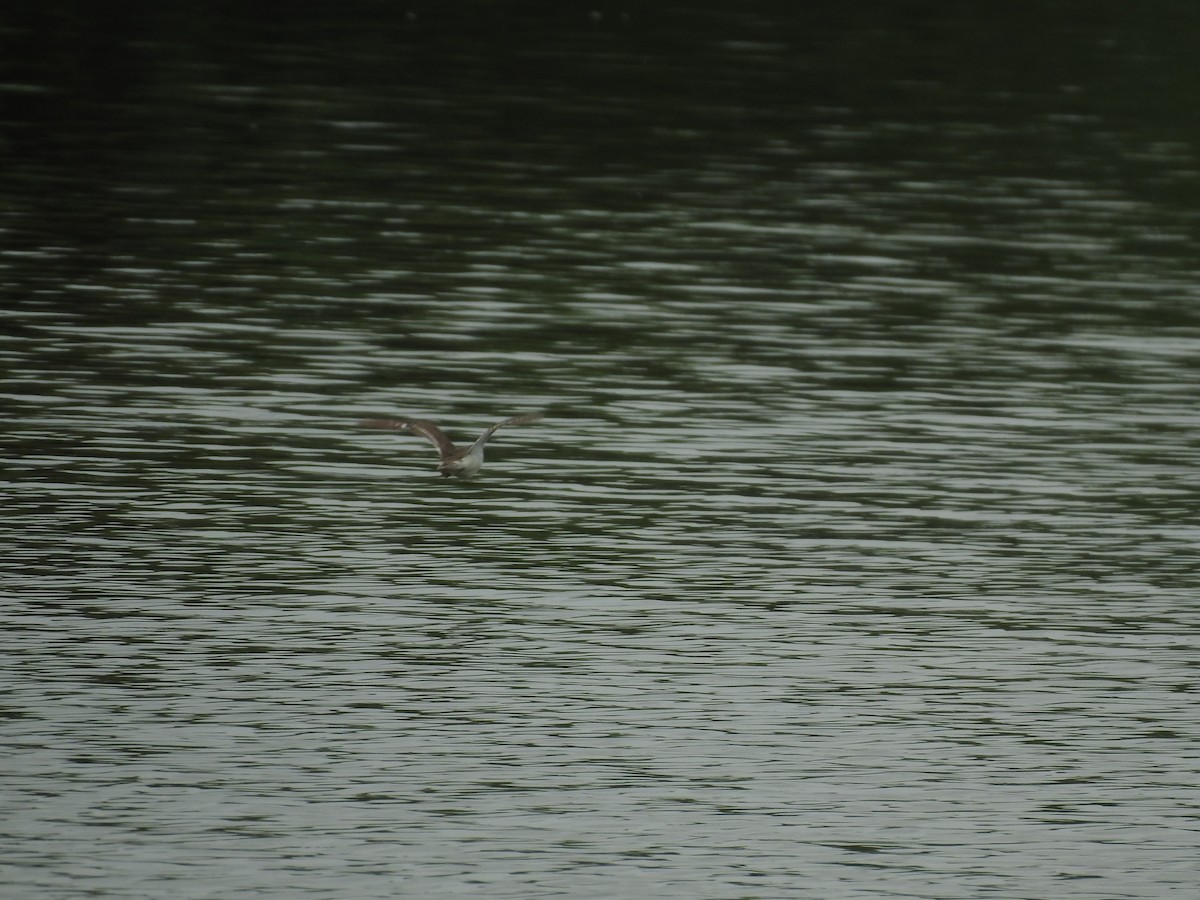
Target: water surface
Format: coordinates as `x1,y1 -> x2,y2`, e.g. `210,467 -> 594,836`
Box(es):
3,4 -> 1199,898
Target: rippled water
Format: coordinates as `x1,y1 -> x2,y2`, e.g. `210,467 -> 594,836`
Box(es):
3,4 -> 1199,898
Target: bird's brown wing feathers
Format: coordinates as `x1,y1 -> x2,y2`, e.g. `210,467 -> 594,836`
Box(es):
481,412 -> 545,441
360,417 -> 458,458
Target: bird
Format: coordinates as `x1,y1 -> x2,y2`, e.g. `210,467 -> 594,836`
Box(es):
359,413 -> 543,478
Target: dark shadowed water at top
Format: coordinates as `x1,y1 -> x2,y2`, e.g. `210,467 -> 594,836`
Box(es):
2,3 -> 1199,898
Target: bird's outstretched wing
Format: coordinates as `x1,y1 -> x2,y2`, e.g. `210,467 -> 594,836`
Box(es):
360,418 -> 458,458
480,412 -> 545,442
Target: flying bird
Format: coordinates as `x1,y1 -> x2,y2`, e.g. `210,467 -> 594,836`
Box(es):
360,413 -> 543,478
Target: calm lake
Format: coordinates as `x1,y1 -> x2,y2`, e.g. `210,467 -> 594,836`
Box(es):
3,3 -> 1198,898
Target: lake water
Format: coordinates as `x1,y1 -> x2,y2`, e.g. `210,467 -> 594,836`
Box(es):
3,4 -> 1199,898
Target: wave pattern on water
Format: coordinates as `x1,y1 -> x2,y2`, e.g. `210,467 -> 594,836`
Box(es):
4,5 -> 1200,899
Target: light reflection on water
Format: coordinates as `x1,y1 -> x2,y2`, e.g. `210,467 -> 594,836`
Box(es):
4,6 -> 1200,899
6,288 -> 1198,897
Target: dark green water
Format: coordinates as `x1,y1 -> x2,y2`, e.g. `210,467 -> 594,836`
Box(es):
3,4 -> 1198,898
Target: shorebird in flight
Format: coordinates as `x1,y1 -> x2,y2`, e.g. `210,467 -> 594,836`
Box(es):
360,413 -> 543,478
